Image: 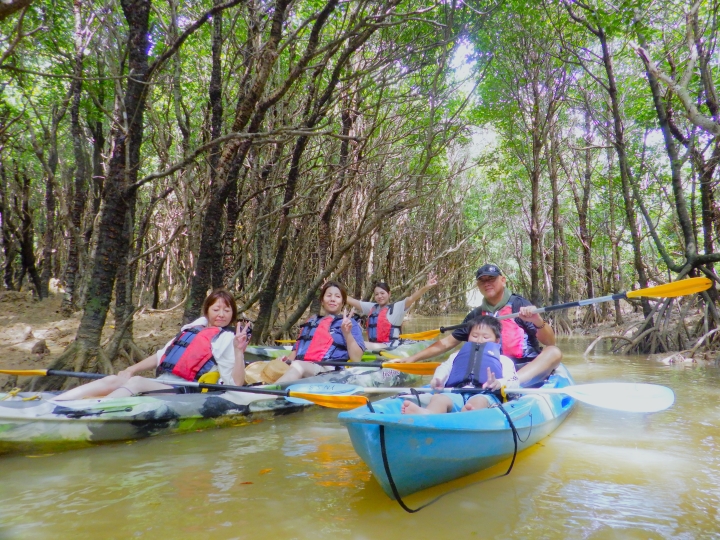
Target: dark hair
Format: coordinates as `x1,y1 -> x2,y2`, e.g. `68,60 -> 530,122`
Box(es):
467,315 -> 501,340
373,282 -> 391,294
202,289 -> 238,324
320,281 -> 347,306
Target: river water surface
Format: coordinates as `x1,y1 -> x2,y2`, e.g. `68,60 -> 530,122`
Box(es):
1,315 -> 719,539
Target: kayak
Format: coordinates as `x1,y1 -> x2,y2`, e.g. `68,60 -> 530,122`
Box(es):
245,339 -> 436,362
338,364 -> 576,499
0,366 -> 420,455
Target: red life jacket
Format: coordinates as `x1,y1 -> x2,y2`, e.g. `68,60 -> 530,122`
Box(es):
294,315 -> 347,362
157,326 -> 229,381
481,304 -> 525,360
366,303 -> 401,343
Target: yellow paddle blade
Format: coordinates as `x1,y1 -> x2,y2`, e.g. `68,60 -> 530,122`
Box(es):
380,362 -> 440,375
627,277 -> 713,299
275,339 -> 296,344
0,369 -> 48,376
398,329 -> 441,340
288,392 -> 368,409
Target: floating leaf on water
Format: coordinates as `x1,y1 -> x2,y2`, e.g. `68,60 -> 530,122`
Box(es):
259,468 -> 272,475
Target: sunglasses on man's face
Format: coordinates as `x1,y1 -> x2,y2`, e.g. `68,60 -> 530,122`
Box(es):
477,276 -> 499,284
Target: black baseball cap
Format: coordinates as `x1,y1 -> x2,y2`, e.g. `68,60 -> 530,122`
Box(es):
475,264 -> 503,279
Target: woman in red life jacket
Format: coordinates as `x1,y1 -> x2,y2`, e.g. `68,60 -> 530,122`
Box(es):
54,290 -> 250,400
346,273 -> 437,351
275,281 -> 366,384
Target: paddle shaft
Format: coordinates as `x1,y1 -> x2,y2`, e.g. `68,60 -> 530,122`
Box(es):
244,359 -> 439,375
364,383 -> 675,412
42,369 -> 290,398
421,278 -> 713,337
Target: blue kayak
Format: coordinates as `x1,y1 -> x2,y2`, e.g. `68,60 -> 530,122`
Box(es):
338,364 -> 576,499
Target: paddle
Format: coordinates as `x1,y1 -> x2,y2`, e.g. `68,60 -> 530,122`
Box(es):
399,277 -> 713,340
244,359 -> 439,375
365,382 -> 675,413
0,369 -> 369,409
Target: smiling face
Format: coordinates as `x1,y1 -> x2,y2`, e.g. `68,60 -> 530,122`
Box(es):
467,324 -> 500,344
206,298 -> 233,328
476,275 -> 507,305
321,286 -> 344,315
373,286 -> 391,306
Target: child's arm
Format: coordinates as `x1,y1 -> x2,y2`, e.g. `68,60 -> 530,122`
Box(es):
430,353 -> 455,390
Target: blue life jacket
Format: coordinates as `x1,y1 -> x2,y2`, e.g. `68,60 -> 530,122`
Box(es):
445,341 -> 503,388
294,315 -> 349,362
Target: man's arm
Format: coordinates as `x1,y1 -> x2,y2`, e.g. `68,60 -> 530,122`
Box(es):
518,305 -> 556,346
393,334 -> 461,363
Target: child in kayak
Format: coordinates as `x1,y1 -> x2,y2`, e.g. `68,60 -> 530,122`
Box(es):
275,281 -> 365,383
401,316 -> 517,414
54,289 -> 250,400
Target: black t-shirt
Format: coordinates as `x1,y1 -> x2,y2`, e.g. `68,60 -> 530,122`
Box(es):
451,294 -> 541,361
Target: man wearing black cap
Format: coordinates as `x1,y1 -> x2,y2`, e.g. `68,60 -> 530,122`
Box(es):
396,264 -> 561,388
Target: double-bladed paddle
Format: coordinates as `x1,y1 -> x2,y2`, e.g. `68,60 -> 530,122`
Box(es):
0,369 -> 370,409
399,277 -> 713,340
362,381 -> 675,413
243,360 -> 438,375
0,366 -> 434,407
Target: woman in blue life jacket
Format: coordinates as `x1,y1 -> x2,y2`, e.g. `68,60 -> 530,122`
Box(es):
345,273 -> 437,351
275,281 -> 365,383
54,290 -> 250,400
401,316 -> 517,415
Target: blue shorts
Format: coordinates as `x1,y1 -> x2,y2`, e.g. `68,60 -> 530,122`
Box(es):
445,392 -> 501,411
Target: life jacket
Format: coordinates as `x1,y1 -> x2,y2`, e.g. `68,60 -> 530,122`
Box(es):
366,303 -> 402,343
445,341 -> 504,388
157,326 -> 231,381
295,315 -> 348,362
481,296 -> 526,359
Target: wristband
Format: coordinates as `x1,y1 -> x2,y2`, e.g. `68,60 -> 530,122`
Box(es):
536,322 -> 546,329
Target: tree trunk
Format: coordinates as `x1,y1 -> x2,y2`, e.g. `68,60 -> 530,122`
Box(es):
62,13 -> 88,313
35,0 -> 152,390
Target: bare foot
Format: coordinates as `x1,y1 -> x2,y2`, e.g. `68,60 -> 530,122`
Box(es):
401,399 -> 431,415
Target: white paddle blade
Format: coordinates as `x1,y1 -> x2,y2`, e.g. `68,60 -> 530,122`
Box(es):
570,383 -> 674,413
516,383 -> 674,413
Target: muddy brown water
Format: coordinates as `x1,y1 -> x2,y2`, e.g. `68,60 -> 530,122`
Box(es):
0,315 -> 719,539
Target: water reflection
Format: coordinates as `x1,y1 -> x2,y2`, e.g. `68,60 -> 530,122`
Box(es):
1,330 -> 720,539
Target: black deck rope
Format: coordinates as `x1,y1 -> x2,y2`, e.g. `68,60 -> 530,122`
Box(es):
495,402 -> 520,477
410,388 -> 422,406
377,394 -> 526,513
379,424 -> 437,513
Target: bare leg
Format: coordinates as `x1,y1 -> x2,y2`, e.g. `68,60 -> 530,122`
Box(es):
517,345 -> 562,387
401,394 -> 454,415
365,342 -> 389,352
461,395 -> 490,411
52,375 -> 127,401
106,376 -> 175,398
275,361 -> 319,383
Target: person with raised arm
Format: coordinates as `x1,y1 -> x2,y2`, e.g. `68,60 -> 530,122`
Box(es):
346,273 -> 438,350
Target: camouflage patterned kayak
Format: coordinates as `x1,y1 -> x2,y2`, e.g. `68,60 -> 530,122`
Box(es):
0,366 -> 419,455
245,339 -> 435,362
